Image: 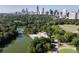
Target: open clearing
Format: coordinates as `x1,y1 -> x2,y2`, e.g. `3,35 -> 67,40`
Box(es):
59,25 -> 79,33
59,43 -> 76,53
59,48 -> 77,53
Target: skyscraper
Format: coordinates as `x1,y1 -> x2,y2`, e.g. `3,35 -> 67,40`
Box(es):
54,10 -> 58,16
61,9 -> 67,18
37,5 -> 40,15
46,11 -> 49,15
69,11 -> 76,19
22,9 -> 25,13
78,9 -> 79,13
26,8 -> 28,14
41,8 -> 44,15
49,9 -> 53,15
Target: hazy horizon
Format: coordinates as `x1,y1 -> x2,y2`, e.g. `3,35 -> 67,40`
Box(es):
0,5 -> 79,13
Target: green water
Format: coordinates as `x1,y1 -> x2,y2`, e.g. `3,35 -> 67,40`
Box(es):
2,28 -> 32,53
3,35 -> 32,53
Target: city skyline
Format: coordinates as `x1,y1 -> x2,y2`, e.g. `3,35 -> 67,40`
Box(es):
0,5 -> 79,13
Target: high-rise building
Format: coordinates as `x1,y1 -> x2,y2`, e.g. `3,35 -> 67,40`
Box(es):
78,9 -> 79,13
59,12 -> 63,18
54,10 -> 58,16
49,9 -> 53,15
77,9 -> 79,19
36,5 -> 40,15
76,13 -> 79,19
66,12 -> 69,19
26,8 -> 28,14
59,9 -> 68,19
69,11 -> 76,19
62,9 -> 67,18
46,11 -> 49,15
56,12 -> 59,18
41,8 -> 44,15
22,9 -> 25,13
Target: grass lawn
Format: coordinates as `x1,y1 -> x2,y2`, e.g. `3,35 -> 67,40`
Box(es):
59,25 -> 79,33
59,48 -> 77,53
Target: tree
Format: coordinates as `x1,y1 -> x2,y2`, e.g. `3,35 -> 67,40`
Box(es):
36,43 -> 45,53
26,42 -> 36,53
58,30 -> 65,35
29,37 -> 52,53
72,38 -> 79,52
72,38 -> 79,46
45,43 -> 51,51
77,28 -> 79,31
55,34 -> 65,43
64,32 -> 73,42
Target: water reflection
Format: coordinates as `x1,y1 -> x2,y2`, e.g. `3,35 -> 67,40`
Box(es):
2,27 -> 31,53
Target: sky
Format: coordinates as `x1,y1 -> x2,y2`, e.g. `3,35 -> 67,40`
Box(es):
0,5 -> 79,13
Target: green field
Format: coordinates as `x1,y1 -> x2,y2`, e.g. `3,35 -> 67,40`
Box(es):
59,48 -> 77,53
59,25 -> 79,33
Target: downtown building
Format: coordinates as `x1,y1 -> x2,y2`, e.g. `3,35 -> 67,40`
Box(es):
76,13 -> 79,19
59,9 -> 78,19
68,11 -> 77,19
59,9 -> 68,19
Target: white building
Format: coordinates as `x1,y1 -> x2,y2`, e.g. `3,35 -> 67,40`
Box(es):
62,9 -> 67,18
29,32 -> 48,39
69,11 -> 76,19
59,12 -> 63,18
77,13 -> 79,19
59,9 -> 68,19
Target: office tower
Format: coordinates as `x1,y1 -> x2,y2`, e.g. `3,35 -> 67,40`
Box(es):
59,12 -> 63,18
41,8 -> 44,15
56,11 -> 59,18
22,9 -> 25,13
53,10 -> 59,17
66,12 -> 69,19
76,12 -> 79,19
75,12 -> 77,19
37,5 -> 40,15
26,8 -> 28,14
49,9 -> 53,15
69,11 -> 76,19
78,9 -> 79,13
61,9 -> 67,18
46,11 -> 49,15
54,10 -> 58,16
